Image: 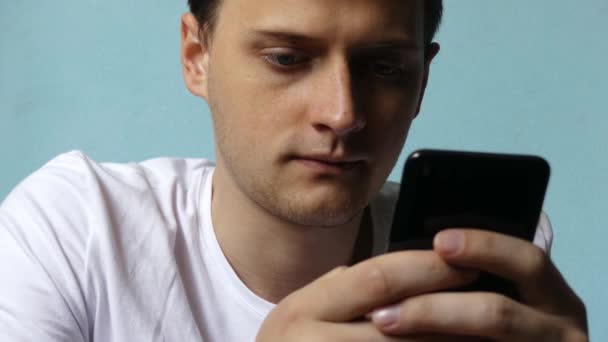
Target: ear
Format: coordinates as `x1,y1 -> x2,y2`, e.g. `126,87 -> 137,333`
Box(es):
181,13 -> 211,101
414,42 -> 440,117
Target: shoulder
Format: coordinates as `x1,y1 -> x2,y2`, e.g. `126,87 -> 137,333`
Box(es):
43,150 -> 216,193
368,181 -> 400,254
370,180 -> 400,217
375,181 -> 400,202
2,150 -> 216,216
0,151 -> 99,244
0,150 -> 217,268
0,151 -> 216,341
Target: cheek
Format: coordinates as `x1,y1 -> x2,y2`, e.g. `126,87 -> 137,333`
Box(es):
208,65 -> 307,163
367,86 -> 419,141
363,85 -> 420,175
371,115 -> 412,166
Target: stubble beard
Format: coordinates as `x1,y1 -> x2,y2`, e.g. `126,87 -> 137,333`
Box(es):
219,147 -> 369,228
210,98 -> 371,228
213,129 -> 367,228
208,92 -> 378,228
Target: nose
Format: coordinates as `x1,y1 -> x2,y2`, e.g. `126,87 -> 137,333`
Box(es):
310,57 -> 366,137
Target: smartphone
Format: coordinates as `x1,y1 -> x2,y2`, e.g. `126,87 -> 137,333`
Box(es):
389,149 -> 550,299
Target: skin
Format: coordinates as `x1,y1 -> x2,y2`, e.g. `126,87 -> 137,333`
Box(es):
181,0 -> 588,340
182,0 -> 437,303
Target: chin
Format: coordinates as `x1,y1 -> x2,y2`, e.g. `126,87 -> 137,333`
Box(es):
230,160 -> 373,227
282,206 -> 363,227
274,188 -> 368,227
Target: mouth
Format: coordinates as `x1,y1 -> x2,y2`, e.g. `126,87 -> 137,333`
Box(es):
292,155 -> 366,174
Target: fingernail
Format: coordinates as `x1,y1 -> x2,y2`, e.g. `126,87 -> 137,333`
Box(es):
371,305 -> 400,328
435,230 -> 464,255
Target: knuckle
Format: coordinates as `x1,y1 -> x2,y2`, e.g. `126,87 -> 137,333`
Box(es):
275,296 -> 305,327
334,265 -> 349,272
551,322 -> 589,342
573,294 -> 588,322
321,265 -> 349,281
483,295 -> 517,336
565,307 -> 589,342
566,297 -> 589,335
413,251 -> 445,280
524,245 -> 550,280
424,253 -> 443,276
258,300 -> 301,339
401,297 -> 431,329
361,259 -> 393,299
482,232 -> 498,249
565,329 -> 590,342
461,231 -> 495,259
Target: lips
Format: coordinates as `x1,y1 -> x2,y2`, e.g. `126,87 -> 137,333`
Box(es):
295,153 -> 367,163
293,155 -> 366,174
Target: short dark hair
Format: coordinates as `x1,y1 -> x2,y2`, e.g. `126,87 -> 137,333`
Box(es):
188,0 -> 443,45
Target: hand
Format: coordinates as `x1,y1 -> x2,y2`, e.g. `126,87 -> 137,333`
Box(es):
256,250 -> 480,341
369,229 -> 588,341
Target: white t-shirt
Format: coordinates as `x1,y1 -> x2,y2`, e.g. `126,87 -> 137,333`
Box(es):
0,151 -> 553,342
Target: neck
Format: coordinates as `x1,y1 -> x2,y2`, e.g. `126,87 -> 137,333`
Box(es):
210,166 -> 371,304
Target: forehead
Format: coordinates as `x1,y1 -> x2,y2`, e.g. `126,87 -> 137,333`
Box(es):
215,0 -> 424,46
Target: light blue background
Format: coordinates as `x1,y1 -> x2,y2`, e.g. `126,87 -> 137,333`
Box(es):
1,0 -> 606,339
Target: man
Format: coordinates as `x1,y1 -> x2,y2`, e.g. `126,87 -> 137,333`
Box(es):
0,0 -> 588,341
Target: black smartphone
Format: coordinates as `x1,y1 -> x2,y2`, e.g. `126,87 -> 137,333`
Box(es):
389,149 -> 550,299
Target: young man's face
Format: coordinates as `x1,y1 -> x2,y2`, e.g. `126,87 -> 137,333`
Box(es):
186,0 -> 436,227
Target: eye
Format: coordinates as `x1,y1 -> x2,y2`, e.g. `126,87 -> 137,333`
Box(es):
371,60 -> 404,78
264,53 -> 309,68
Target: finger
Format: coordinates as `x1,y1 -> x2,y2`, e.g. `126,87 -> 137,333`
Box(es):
433,229 -> 582,313
371,291 -> 569,341
309,321 -> 480,342
288,251 -> 478,323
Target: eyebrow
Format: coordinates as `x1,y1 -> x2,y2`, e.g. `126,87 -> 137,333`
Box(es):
247,29 -> 422,50
247,29 -> 326,45
362,40 -> 422,50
